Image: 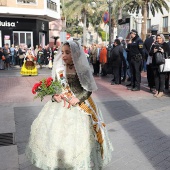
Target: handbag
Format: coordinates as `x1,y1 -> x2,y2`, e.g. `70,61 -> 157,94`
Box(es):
2,55 -> 5,60
19,54 -> 24,59
159,59 -> 170,72
155,52 -> 165,65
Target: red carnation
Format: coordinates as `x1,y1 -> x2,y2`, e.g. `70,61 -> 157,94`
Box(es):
32,82 -> 42,94
45,77 -> 53,87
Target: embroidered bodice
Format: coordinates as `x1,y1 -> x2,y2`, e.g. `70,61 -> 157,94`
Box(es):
67,73 -> 92,103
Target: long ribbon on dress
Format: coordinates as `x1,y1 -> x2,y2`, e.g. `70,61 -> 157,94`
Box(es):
79,97 -> 106,159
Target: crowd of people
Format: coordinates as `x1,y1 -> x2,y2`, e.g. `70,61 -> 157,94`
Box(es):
84,29 -> 170,98
0,43 -> 59,76
1,29 -> 170,97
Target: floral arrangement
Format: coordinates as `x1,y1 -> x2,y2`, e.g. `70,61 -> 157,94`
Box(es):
32,77 -> 62,101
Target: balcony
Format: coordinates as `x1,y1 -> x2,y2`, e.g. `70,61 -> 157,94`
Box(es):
47,0 -> 57,12
162,27 -> 168,33
0,0 -> 60,21
0,0 -> 7,6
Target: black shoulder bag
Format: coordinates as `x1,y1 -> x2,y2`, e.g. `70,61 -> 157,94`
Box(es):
155,51 -> 165,65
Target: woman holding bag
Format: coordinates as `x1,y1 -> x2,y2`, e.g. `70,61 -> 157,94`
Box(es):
149,34 -> 170,97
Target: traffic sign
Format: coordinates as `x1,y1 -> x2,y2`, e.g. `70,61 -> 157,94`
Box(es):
102,11 -> 109,24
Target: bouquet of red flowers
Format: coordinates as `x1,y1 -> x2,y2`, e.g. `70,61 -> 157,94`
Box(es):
32,77 -> 62,101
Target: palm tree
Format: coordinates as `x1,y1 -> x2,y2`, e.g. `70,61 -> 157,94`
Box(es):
64,0 -> 102,45
64,0 -> 111,45
124,0 -> 169,40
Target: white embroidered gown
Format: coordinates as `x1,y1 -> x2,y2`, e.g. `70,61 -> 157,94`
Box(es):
25,73 -> 113,170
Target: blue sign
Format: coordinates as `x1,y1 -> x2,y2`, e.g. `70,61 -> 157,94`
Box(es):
102,12 -> 109,24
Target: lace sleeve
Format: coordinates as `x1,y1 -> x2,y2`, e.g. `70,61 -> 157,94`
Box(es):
67,73 -> 92,103
77,90 -> 92,103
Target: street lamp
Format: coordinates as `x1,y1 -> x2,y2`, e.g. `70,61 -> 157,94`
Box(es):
107,0 -> 113,58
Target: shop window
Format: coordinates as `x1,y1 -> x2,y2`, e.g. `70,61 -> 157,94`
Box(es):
20,33 -> 25,44
13,33 -> 19,46
13,31 -> 33,48
17,0 -> 36,4
26,33 -> 31,47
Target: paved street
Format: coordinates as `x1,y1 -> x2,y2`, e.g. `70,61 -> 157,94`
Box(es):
0,66 -> 170,170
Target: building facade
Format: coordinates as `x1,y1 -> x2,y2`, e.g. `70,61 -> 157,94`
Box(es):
128,1 -> 170,39
147,2 -> 170,39
0,0 -> 60,48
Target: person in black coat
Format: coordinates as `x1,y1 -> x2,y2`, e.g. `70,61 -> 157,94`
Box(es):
143,29 -> 157,91
110,39 -> 124,85
127,29 -> 144,91
149,34 -> 170,98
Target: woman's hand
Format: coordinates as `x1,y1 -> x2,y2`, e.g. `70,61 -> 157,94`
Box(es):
68,96 -> 80,106
159,47 -> 164,53
154,48 -> 158,53
53,94 -> 63,103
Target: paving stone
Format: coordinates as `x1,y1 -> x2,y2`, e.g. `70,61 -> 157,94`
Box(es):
0,106 -> 15,133
0,145 -> 19,169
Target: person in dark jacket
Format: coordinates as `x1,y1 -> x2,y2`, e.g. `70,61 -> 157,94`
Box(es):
43,45 -> 51,65
144,29 -> 157,91
127,29 -> 144,91
149,34 -> 170,98
110,39 -> 124,85
37,46 -> 44,69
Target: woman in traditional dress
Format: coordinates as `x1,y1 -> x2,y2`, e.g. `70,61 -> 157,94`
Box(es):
26,40 -> 113,170
20,48 -> 38,76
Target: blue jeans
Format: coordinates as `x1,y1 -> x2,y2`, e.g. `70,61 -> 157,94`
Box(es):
11,55 -> 16,65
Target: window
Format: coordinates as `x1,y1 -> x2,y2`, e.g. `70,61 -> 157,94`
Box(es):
163,16 -> 168,32
17,0 -> 36,4
13,31 -> 33,47
47,0 -> 57,11
147,19 -> 151,33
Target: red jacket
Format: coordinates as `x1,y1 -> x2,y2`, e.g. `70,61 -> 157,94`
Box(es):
99,47 -> 107,64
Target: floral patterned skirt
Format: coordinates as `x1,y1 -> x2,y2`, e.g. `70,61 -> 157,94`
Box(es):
25,100 -> 113,170
20,61 -> 38,76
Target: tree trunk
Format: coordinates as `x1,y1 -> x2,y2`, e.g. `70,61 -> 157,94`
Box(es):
83,11 -> 87,45
118,7 -> 122,20
141,2 -> 147,41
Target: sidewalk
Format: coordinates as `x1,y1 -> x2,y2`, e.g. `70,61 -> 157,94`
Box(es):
0,67 -> 170,170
